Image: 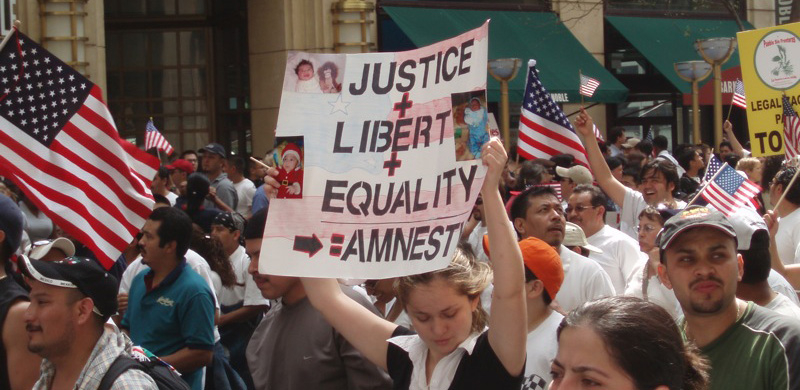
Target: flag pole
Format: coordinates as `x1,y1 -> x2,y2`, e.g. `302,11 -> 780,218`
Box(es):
772,163 -> 800,210
579,69 -> 584,107
725,97 -> 734,122
0,21 -> 20,53
686,162 -> 730,207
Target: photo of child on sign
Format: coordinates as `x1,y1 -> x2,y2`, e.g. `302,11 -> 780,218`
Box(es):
284,52 -> 346,94
452,91 -> 489,161
275,136 -> 304,199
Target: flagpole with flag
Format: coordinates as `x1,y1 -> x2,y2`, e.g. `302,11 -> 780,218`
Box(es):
0,27 -> 159,269
579,69 -> 584,107
726,79 -> 747,121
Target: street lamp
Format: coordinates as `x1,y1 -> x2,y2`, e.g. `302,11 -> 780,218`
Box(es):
488,58 -> 521,150
695,37 -> 737,148
674,60 -> 712,144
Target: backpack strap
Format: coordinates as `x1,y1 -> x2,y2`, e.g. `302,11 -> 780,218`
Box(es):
98,355 -> 142,390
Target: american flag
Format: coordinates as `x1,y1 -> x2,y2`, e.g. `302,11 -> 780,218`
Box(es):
700,164 -> 761,216
517,61 -> 589,166
536,182 -> 563,202
702,155 -> 723,183
144,119 -> 173,155
731,80 -> 746,109
783,95 -> 800,160
0,29 -> 158,269
643,128 -> 654,143
592,124 -> 604,142
579,74 -> 600,98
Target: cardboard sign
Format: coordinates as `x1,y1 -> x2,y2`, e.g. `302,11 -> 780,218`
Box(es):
738,23 -> 800,156
260,22 -> 489,278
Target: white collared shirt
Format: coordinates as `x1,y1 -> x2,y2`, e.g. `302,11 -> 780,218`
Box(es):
388,331 -> 482,390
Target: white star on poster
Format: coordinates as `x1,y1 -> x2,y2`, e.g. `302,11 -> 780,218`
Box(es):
329,94 -> 350,115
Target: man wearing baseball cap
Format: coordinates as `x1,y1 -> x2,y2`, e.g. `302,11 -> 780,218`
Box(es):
485,236 -> 564,390
0,194 -> 40,390
554,164 -> 591,209
201,143 -> 238,211
20,256 -> 157,389
167,159 -> 195,197
656,206 -> 800,390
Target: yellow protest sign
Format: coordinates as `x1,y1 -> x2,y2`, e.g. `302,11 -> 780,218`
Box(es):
738,23 -> 800,157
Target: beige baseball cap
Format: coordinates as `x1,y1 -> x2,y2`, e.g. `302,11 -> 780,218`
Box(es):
555,165 -> 593,185
563,222 -> 603,253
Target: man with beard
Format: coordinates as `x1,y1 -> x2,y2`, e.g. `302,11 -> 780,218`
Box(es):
509,186 -> 614,312
657,207 -> 800,390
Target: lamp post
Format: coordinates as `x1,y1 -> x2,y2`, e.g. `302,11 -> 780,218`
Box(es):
674,60 -> 712,144
332,0 -> 375,53
488,58 -> 521,150
695,38 -> 737,148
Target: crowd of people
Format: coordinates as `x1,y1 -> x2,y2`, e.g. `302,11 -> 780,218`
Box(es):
1,110 -> 800,390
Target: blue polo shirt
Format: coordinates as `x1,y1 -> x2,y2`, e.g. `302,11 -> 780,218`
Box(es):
122,260 -> 215,390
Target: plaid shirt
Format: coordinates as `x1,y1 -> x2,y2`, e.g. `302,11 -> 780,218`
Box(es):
33,326 -> 157,390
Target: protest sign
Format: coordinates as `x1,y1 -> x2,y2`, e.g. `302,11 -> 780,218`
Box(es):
260,22 -> 489,278
738,22 -> 800,156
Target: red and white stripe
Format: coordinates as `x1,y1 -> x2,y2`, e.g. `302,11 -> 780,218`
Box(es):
0,86 -> 158,268
785,105 -> 800,160
144,119 -> 174,155
579,75 -> 600,98
518,111 -> 590,167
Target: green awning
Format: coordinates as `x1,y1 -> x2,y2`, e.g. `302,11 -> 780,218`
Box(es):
606,16 -> 752,94
383,6 -> 628,103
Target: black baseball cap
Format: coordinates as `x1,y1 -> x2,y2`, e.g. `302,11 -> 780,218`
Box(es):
19,256 -> 118,320
655,206 -> 737,252
203,143 -> 227,158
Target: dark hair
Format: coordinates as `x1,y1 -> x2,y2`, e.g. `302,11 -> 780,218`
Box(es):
622,166 -> 641,184
719,141 -> 733,151
761,156 -> 785,189
605,156 -> 623,171
608,127 -> 626,144
677,148 -> 698,172
516,161 -> 547,189
558,296 -> 709,390
157,166 -> 169,180
723,154 -> 740,169
148,206 -> 192,258
572,184 -> 607,208
190,224 -> 238,288
740,230 -> 771,284
636,140 -> 653,157
625,151 -> 647,169
244,207 -> 268,240
653,135 -> 669,151
641,159 -> 679,191
295,59 -> 313,75
227,156 -> 245,175
524,268 -> 553,305
152,194 -> 170,206
180,150 -> 197,159
774,167 -> 800,205
185,173 -> 210,214
597,141 -> 609,156
550,154 -> 575,169
509,185 -> 560,226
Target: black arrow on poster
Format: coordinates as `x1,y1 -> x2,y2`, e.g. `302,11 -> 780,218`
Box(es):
293,234 -> 323,257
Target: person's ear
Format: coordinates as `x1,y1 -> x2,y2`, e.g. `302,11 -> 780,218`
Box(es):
526,280 -> 544,300
657,262 -> 672,289
737,253 -> 744,282
513,218 -> 526,236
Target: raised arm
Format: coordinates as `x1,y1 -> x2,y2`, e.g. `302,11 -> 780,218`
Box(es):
574,108 -> 627,206
482,138 -> 527,376
723,120 -> 747,158
300,278 -> 397,370
765,210 -> 800,288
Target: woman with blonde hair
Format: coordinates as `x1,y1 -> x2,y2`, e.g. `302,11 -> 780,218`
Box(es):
300,138 -> 526,389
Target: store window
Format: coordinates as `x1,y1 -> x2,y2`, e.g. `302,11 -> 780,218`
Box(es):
606,0 -> 744,14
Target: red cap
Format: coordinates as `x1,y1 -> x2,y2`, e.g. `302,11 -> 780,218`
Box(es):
281,143 -> 302,163
482,235 -> 564,299
166,159 -> 195,174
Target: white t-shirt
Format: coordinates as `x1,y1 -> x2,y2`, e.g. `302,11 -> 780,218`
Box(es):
165,191 -> 178,206
656,150 -> 685,177
233,178 -> 256,218
775,207 -> 800,265
554,245 -> 615,313
765,292 -> 800,320
586,225 -> 641,294
624,256 -> 682,319
466,224 -> 489,264
218,245 -> 268,308
768,270 -> 800,305
524,310 -> 563,390
621,187 -> 687,239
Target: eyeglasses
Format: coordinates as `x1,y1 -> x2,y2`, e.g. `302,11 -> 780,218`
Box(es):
637,224 -> 660,233
565,205 -> 597,214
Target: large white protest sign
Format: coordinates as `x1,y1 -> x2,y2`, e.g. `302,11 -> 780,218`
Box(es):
261,22 -> 489,278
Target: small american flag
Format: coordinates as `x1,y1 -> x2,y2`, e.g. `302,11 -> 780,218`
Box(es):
0,29 -> 158,269
144,119 -> 173,155
701,164 -> 761,216
537,182 -> 563,202
703,155 -> 723,183
783,95 -> 800,160
731,80 -> 746,109
643,128 -> 654,143
579,74 -> 600,98
592,124 -> 604,142
517,60 -> 589,167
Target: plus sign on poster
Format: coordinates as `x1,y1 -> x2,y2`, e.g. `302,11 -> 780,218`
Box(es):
261,22 -> 490,278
